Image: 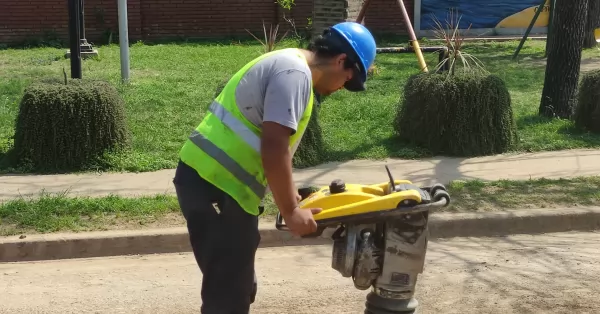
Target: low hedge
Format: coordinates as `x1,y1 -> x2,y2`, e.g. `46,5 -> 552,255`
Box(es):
292,98 -> 325,168
574,69 -> 600,133
11,79 -> 130,172
394,71 -> 518,156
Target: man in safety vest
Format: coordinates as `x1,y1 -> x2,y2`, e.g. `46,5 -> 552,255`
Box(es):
173,21 -> 377,313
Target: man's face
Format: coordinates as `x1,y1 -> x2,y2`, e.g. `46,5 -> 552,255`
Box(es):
314,54 -> 356,96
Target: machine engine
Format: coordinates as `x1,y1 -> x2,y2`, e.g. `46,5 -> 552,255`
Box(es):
331,223 -> 383,290
330,211 -> 431,314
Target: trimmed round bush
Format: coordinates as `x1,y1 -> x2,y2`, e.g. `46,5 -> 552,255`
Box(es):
394,71 -> 518,156
214,76 -> 229,98
292,101 -> 325,168
12,79 -> 130,172
574,69 -> 600,133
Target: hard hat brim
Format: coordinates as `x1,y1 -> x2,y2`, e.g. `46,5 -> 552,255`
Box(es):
344,66 -> 366,92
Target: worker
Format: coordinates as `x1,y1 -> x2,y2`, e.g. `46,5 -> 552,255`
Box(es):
172,21 -> 377,313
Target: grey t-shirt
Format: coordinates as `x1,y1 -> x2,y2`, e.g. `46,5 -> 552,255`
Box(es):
234,49 -> 313,155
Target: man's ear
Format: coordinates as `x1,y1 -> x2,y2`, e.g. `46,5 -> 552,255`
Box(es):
335,53 -> 347,67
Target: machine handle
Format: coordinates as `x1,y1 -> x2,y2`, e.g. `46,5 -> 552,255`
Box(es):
275,212 -> 326,238
275,212 -> 289,231
275,187 -> 317,231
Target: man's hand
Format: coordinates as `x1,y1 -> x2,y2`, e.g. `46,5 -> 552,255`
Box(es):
262,121 -> 322,236
283,190 -> 322,236
282,207 -> 323,236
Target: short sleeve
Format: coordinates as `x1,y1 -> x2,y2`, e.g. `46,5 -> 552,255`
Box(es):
262,69 -> 312,134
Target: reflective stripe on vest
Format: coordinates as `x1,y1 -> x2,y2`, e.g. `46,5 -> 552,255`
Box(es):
188,129 -> 265,197
208,100 -> 261,152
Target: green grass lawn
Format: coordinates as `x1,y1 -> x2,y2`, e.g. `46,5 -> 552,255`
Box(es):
1,176 -> 599,236
1,39 -> 599,173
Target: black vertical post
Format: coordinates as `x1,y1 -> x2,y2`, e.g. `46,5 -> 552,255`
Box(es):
68,0 -> 82,78
438,48 -> 449,72
79,0 -> 85,41
76,0 -> 96,56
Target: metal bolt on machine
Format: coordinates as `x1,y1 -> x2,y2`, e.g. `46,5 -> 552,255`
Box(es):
276,165 -> 451,314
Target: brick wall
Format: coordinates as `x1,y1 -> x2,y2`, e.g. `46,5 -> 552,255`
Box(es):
311,0 -> 372,38
0,0 -> 143,45
364,0 -> 414,34
346,0 -> 363,22
312,0 -> 347,37
0,0 -> 412,46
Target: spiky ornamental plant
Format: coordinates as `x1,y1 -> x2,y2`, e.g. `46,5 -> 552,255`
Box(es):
430,8 -> 486,77
246,21 -> 290,54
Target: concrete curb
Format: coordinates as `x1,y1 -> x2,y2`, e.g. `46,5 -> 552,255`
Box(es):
1,207 -> 599,263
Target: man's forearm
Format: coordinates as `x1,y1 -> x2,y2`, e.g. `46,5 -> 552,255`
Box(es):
261,135 -> 298,218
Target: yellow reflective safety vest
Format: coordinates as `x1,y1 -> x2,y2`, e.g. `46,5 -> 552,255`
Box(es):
179,48 -> 314,216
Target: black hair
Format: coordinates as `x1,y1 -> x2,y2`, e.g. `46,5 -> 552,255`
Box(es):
307,28 -> 359,71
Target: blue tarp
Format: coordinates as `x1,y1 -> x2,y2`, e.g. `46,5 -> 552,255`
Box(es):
420,0 -> 544,29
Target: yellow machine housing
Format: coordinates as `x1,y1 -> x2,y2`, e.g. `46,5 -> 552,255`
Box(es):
297,177 -> 441,225
275,165 -> 450,233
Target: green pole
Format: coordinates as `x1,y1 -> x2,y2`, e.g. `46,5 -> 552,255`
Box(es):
544,0 -> 555,57
512,0 -> 548,60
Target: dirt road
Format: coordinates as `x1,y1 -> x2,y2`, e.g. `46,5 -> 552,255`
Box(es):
1,231 -> 599,314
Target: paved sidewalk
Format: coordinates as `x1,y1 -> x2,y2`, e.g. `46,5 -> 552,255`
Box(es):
1,148 -> 599,201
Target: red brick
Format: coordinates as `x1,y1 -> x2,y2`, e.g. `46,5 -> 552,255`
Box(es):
1,0 -> 411,44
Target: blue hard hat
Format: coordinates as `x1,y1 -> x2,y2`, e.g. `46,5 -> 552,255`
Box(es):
330,22 -> 377,91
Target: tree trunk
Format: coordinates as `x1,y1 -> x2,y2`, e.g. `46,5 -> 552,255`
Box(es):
584,0 -> 600,48
539,0 -> 589,119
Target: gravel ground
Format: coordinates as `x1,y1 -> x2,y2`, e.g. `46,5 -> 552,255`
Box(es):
1,231 -> 599,314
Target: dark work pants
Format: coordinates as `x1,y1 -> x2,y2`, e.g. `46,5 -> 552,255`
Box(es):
173,160 -> 261,314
